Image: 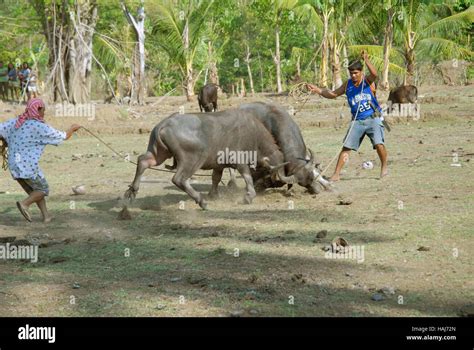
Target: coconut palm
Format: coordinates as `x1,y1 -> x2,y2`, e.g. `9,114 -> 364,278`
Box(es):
93,21 -> 135,101
268,0 -> 299,93
296,0 -> 374,88
297,0 -> 330,87
395,1 -> 473,85
150,0 -> 214,101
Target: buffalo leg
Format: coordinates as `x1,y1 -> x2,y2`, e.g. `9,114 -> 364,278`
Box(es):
237,165 -> 256,204
124,151 -> 160,200
124,151 -> 169,200
209,168 -> 223,199
227,168 -> 238,190
172,163 -> 208,210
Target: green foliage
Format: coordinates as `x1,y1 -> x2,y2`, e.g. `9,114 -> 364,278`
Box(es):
0,0 -> 472,98
0,1 -> 42,64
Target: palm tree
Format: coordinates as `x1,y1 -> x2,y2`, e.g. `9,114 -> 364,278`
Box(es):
299,0 -> 377,88
121,0 -> 146,105
345,0 -> 407,86
345,1 -> 473,88
269,0 -> 299,93
328,0 -> 373,89
93,20 -> 135,102
395,1 -> 473,85
297,0 -> 331,87
380,1 -> 396,90
150,0 -> 214,101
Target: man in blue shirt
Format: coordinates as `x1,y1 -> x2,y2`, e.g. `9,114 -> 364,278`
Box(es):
307,51 -> 388,181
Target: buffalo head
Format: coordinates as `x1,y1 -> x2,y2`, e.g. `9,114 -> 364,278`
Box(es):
263,148 -> 331,194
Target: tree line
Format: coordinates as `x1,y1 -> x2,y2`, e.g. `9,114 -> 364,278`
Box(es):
0,0 -> 472,105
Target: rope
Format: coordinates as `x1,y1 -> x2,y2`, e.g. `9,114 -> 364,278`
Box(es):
289,82 -> 312,102
79,126 -> 215,177
288,82 -> 313,115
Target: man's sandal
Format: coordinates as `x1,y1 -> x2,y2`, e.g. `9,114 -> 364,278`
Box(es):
16,201 -> 32,222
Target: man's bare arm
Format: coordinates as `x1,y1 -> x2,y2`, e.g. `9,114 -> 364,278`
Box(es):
362,51 -> 378,85
307,82 -> 347,99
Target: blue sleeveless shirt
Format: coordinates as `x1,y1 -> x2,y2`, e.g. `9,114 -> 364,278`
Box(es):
345,78 -> 382,121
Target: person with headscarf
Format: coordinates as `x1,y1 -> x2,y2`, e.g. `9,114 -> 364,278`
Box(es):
0,98 -> 81,222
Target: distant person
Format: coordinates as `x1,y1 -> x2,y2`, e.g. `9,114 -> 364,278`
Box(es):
0,98 -> 81,222
7,63 -> 19,101
27,69 -> 38,99
18,62 -> 31,101
0,61 -> 8,101
306,51 -> 388,181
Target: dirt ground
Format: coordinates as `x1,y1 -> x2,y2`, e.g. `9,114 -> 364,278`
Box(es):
0,85 -> 473,317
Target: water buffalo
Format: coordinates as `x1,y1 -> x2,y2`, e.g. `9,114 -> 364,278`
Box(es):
387,85 -> 418,118
238,102 -> 330,194
124,109 -> 295,209
388,85 -> 418,105
198,83 -> 218,112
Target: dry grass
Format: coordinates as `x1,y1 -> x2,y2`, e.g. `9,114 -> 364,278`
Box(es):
0,85 -> 473,316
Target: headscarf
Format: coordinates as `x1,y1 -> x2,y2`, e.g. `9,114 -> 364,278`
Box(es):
14,98 -> 45,129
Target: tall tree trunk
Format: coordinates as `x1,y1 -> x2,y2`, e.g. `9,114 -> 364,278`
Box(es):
258,52 -> 264,92
208,41 -> 219,85
182,18 -> 195,101
185,64 -> 195,102
341,39 -> 349,81
404,31 -> 416,85
296,54 -> 301,79
245,43 -> 255,95
240,78 -> 246,97
313,26 -> 318,81
329,32 -> 342,89
320,11 -> 330,88
273,25 -> 283,93
50,1 -> 70,102
122,0 -> 146,105
31,0 -> 98,104
381,8 -> 394,91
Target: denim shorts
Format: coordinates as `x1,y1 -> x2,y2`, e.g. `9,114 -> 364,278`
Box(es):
343,117 -> 385,151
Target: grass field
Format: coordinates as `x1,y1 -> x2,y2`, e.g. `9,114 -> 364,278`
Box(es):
0,85 -> 473,317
